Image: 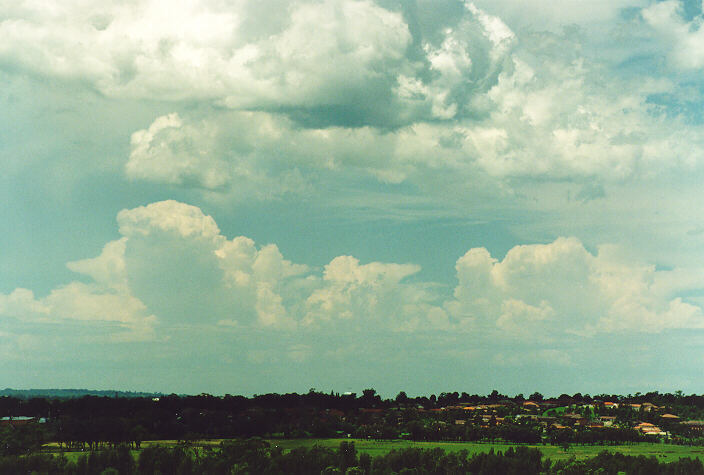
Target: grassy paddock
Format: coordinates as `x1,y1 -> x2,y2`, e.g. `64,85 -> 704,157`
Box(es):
265,438 -> 704,463
42,438 -> 704,464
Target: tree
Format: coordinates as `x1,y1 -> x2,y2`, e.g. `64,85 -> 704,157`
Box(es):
339,441 -> 357,472
530,392 -> 544,402
359,453 -> 372,473
360,389 -> 381,407
395,391 -> 409,404
0,423 -> 45,456
130,424 -> 148,449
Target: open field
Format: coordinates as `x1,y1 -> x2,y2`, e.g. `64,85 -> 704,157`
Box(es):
265,438 -> 704,463
43,438 -> 704,464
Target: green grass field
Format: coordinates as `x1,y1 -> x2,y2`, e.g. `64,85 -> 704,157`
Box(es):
43,438 -> 704,464
264,438 -> 704,463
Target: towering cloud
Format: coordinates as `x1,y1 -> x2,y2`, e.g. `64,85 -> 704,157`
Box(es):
449,237 -> 704,335
2,202 -> 701,349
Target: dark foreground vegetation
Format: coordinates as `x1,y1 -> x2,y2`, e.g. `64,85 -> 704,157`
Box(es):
2,439 -> 704,474
3,388 -> 704,473
3,389 -> 704,448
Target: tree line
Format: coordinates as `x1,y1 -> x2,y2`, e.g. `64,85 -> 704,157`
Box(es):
3,388 -> 704,454
2,439 -> 703,474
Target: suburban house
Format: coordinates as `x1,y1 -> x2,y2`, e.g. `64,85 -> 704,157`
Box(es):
634,422 -> 666,436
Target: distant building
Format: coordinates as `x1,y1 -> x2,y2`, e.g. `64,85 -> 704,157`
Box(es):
0,416 -> 36,426
599,415 -> 617,426
634,422 -> 666,436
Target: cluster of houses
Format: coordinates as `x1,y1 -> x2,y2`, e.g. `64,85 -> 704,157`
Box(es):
407,399 -> 703,438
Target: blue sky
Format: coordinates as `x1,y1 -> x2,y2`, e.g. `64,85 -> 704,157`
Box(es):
2,0 -> 704,397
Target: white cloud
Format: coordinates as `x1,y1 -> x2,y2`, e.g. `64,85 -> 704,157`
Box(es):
496,299 -> 554,333
449,237 -> 704,335
126,112 -> 318,194
0,0 -> 411,116
222,0 -> 412,110
216,237 -> 307,327
124,111 -> 473,191
0,236 -> 157,342
395,3 -> 515,121
123,18 -> 704,199
3,202 -> 703,349
216,237 -> 307,288
464,44 -> 701,180
46,283 -> 155,326
4,0 -> 704,195
86,203 -> 454,333
117,201 -> 301,328
66,238 -> 129,292
0,288 -> 50,319
127,113 -> 230,190
304,255 -> 420,323
117,199 -> 221,240
642,0 -> 704,70
0,282 -> 157,342
303,255 -> 457,331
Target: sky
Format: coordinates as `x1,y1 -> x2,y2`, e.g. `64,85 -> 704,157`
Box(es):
2,0 -> 704,398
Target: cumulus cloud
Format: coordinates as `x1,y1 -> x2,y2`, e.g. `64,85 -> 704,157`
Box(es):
2,201 -> 703,354
0,288 -> 50,319
117,200 -> 221,240
121,21 -> 704,198
115,201 -> 296,328
0,0 -> 413,123
127,113 -> 231,190
394,2 -> 515,121
125,112 -> 319,194
0,1 -> 519,127
303,255 -> 435,328
642,0 -> 704,70
448,237 -> 704,335
0,238 -> 157,343
4,0 -> 704,194
0,281 -> 157,342
66,238 -> 129,292
216,237 -> 307,328
107,200 -> 449,332
124,111 -> 475,190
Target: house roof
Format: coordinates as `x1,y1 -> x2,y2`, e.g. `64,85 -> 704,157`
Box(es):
682,420 -> 704,427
